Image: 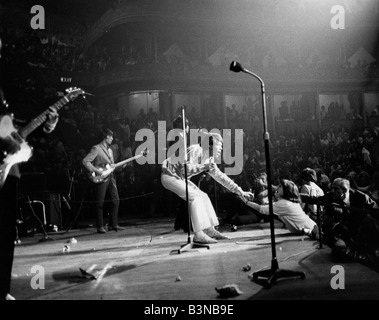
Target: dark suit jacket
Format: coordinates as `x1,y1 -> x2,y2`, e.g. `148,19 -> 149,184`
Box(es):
82,142 -> 115,174
302,189 -> 378,233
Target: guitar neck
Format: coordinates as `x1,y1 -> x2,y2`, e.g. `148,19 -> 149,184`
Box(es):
18,95 -> 71,139
114,153 -> 143,168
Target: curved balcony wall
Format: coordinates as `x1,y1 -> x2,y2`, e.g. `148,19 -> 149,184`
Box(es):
97,62 -> 378,93
83,1 -> 221,48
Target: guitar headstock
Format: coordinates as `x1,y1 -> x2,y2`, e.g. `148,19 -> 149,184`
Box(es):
65,87 -> 87,100
142,148 -> 149,157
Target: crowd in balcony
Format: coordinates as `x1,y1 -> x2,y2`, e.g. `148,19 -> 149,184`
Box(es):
2,22 -> 379,86
0,26 -> 115,74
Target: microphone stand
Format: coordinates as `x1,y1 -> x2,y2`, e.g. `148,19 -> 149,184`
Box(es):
230,61 -> 305,288
177,106 -> 210,253
27,198 -> 54,242
64,171 -> 87,234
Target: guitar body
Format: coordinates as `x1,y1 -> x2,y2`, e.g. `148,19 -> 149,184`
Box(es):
88,148 -> 149,184
0,114 -> 33,190
89,164 -> 114,184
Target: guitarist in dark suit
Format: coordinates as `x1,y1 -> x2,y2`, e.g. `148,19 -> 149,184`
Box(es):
82,128 -> 124,233
0,36 -> 60,301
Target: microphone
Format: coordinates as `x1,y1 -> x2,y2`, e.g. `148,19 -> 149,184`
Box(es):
26,200 -> 37,204
62,196 -> 71,210
230,61 -> 245,73
229,61 -> 264,84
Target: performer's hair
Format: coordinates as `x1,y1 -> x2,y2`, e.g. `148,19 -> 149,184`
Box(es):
198,131 -> 222,148
102,128 -> 114,139
209,132 -> 222,146
173,115 -> 189,129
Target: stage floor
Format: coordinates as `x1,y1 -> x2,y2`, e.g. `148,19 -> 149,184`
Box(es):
10,216 -> 379,301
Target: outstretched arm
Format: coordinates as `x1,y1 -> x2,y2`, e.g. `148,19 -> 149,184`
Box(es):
207,162 -> 253,199
245,200 -> 270,215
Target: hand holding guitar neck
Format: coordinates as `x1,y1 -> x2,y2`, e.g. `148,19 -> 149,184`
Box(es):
0,87 -> 85,191
89,148 -> 148,184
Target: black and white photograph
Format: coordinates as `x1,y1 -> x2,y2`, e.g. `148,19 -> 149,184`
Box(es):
1,0 -> 379,307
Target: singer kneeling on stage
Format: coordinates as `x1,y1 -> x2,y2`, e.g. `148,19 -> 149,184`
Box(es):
161,131 -> 253,244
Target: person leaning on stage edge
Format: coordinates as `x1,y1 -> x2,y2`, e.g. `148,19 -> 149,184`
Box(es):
82,128 -> 125,233
242,179 -> 319,239
0,35 -> 60,301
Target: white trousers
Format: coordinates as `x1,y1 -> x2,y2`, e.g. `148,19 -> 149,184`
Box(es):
161,174 -> 219,233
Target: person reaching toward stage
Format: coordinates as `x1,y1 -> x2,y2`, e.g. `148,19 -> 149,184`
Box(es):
161,130 -> 254,244
242,178 -> 319,239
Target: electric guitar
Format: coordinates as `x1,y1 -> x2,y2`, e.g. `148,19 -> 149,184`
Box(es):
89,148 -> 149,184
0,87 -> 85,191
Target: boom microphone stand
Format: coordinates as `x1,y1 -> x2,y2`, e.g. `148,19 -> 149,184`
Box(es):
26,197 -> 54,242
177,106 -> 210,253
230,61 -> 305,288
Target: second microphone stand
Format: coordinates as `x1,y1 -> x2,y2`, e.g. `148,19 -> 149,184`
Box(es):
177,106 -> 210,253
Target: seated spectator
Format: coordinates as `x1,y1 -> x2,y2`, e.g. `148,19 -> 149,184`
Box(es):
307,152 -> 319,169
316,169 -> 330,193
300,168 -> 324,221
351,164 -> 371,192
225,173 -> 275,227
252,172 -> 278,205
302,178 -> 379,268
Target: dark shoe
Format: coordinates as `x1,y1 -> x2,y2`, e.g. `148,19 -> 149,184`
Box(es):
108,225 -> 125,232
97,227 -> 107,234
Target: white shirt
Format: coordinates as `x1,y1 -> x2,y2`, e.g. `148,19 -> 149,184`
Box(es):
301,181 -> 324,216
248,199 -> 316,234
